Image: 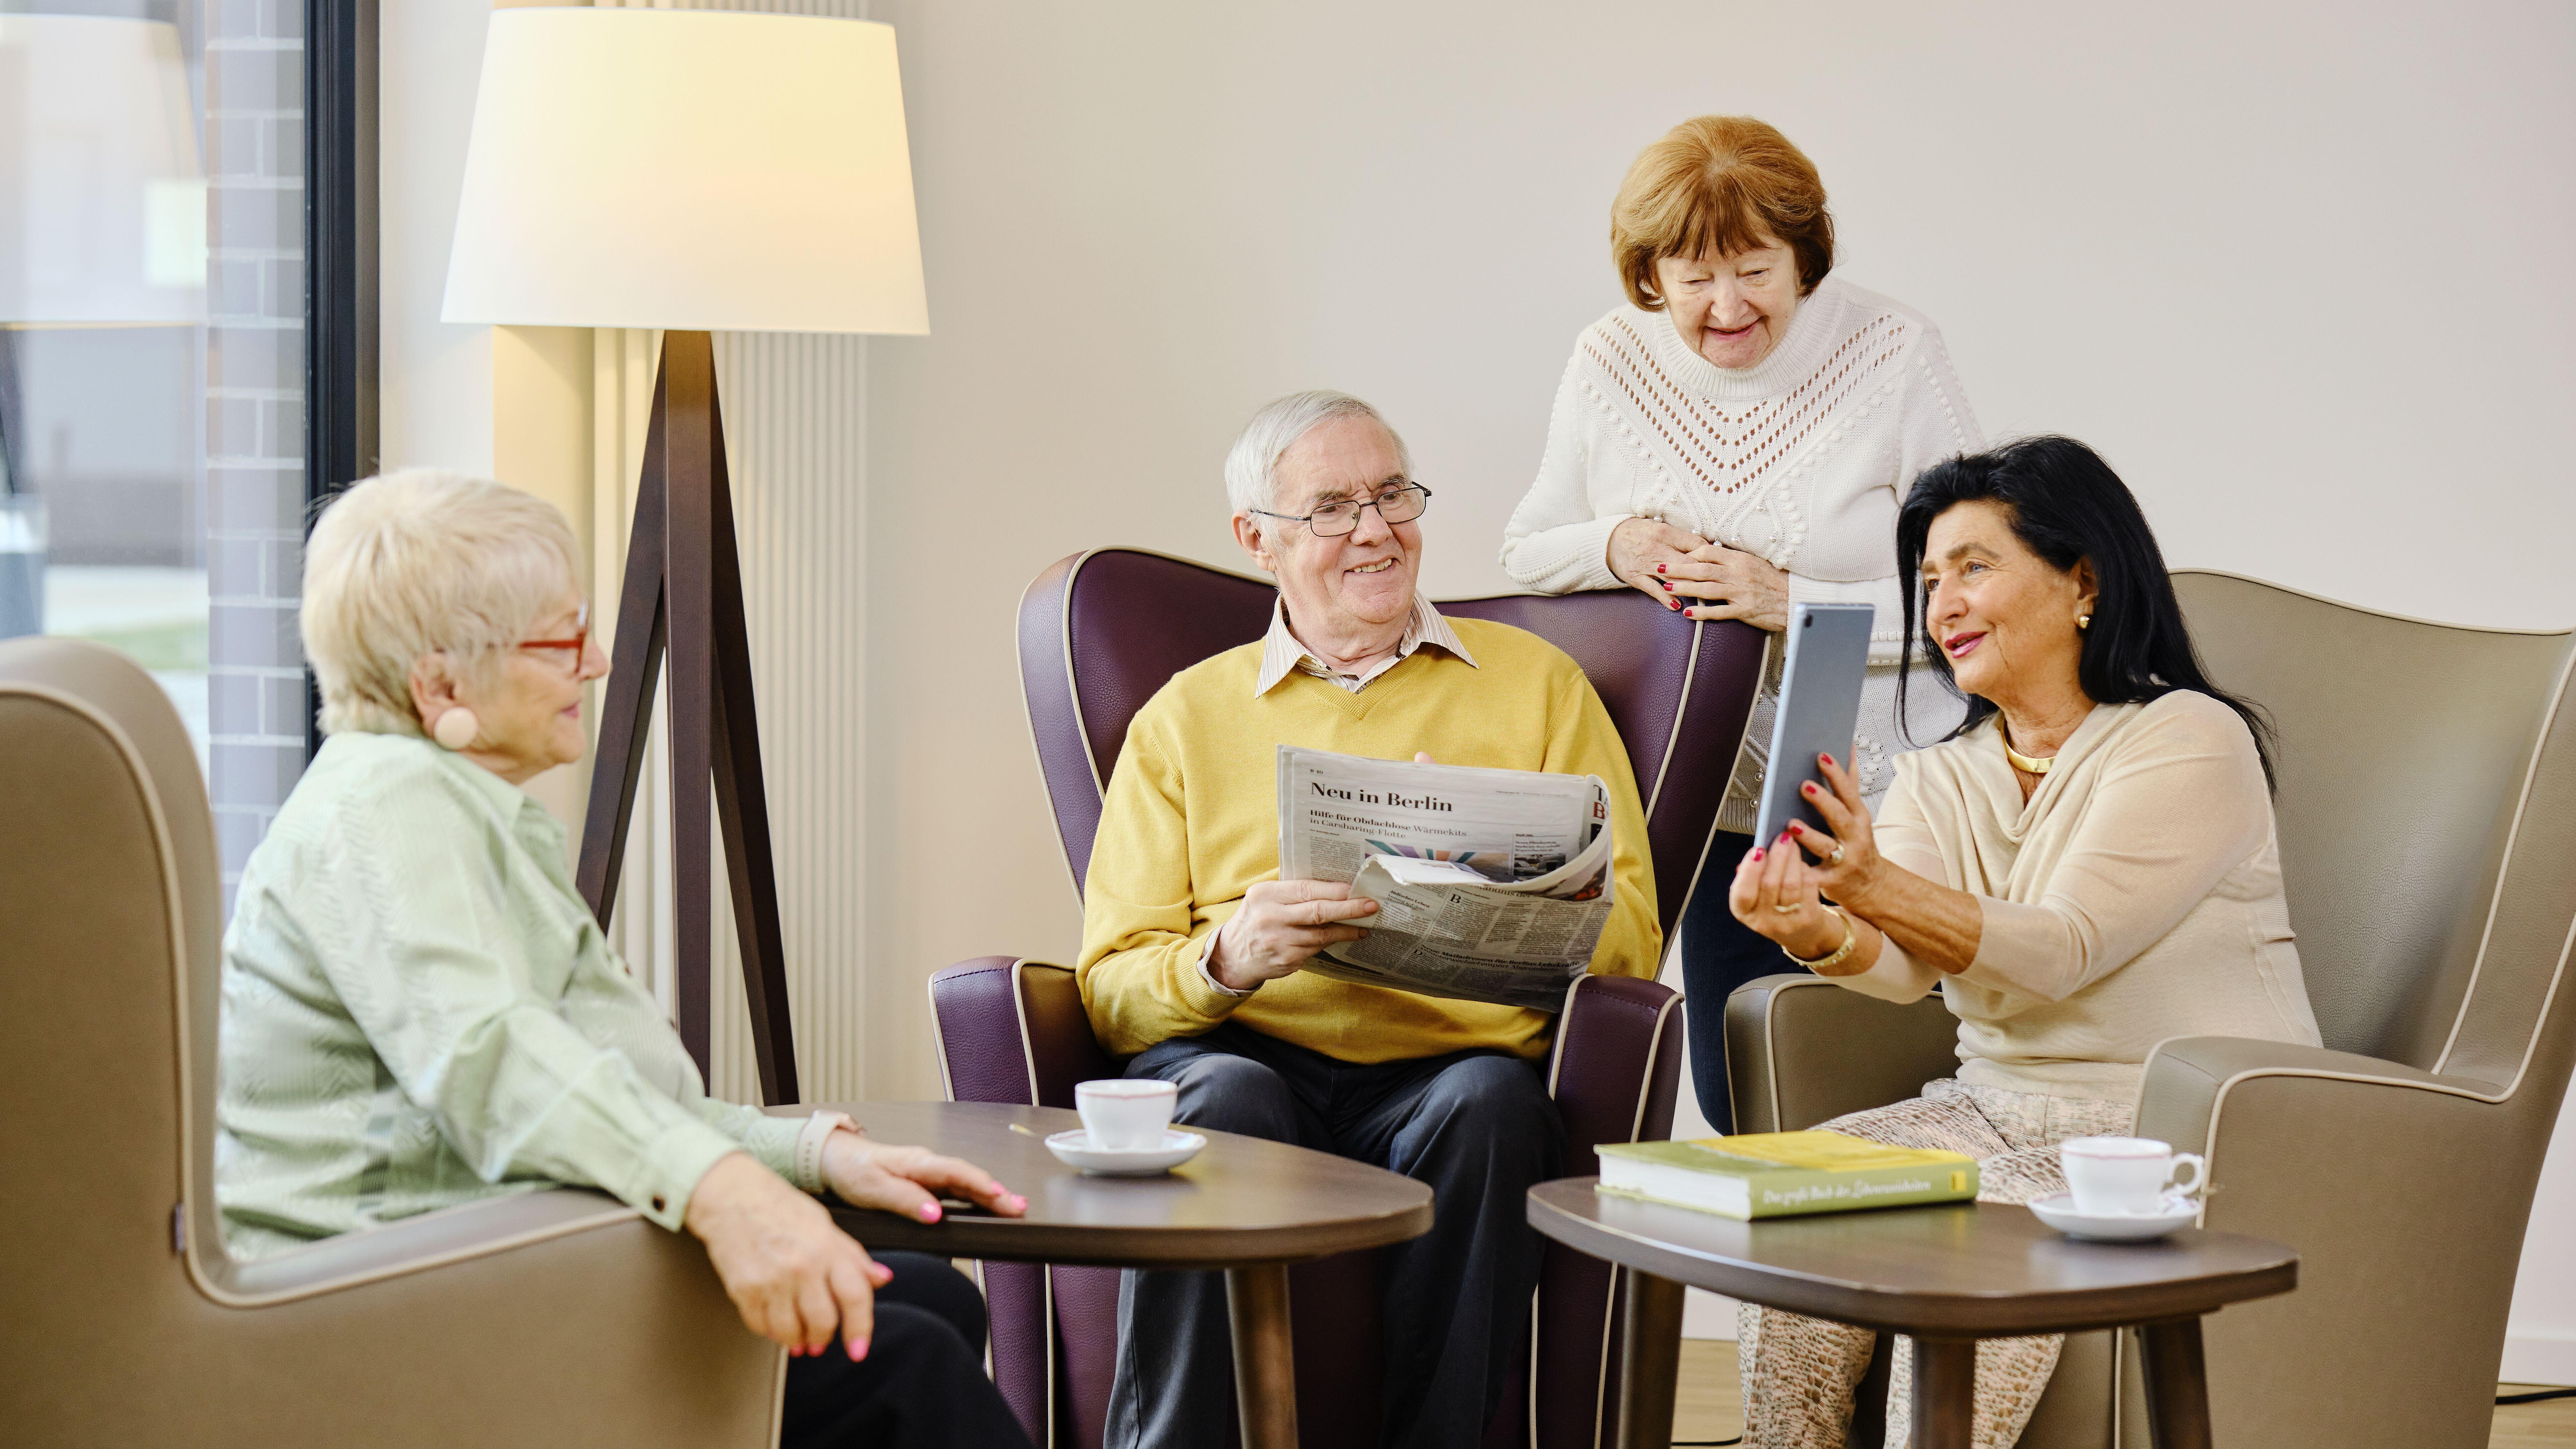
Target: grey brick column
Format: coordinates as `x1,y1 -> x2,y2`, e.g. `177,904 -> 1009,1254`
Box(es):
204,0 -> 307,907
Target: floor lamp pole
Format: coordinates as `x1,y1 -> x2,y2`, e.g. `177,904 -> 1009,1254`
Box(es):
575,328 -> 800,1105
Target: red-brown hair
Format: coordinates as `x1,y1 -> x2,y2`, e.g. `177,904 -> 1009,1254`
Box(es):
1612,116 -> 1834,310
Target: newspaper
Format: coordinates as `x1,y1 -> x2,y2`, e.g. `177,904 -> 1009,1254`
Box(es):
1275,746 -> 1615,1012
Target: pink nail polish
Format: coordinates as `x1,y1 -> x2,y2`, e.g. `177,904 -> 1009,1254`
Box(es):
850,1337 -> 870,1362
918,1201 -> 942,1222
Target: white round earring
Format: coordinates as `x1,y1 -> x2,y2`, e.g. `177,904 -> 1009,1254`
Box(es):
432,707 -> 481,751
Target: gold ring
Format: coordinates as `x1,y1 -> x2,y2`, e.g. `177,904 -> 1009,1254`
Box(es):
1828,846 -> 1846,865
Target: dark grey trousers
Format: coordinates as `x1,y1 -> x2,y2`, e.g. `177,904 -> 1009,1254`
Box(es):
1103,1023 -> 1563,1449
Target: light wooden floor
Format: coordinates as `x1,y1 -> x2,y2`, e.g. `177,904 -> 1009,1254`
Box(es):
1671,1340 -> 2576,1447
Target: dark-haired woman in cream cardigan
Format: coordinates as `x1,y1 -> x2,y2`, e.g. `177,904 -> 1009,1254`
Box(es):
1727,437 -> 2322,1449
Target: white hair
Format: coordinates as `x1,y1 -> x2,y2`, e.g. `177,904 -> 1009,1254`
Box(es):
301,468 -> 580,737
1223,389 -> 1411,540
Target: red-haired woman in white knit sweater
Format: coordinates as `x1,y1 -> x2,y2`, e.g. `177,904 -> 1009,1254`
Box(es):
1499,115 -> 1984,1137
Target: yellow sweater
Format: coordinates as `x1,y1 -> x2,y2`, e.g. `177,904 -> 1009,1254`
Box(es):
1076,617 -> 1662,1064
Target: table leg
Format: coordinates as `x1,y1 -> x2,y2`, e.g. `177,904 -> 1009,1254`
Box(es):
1225,1264 -> 1298,1449
2138,1317 -> 2214,1449
1909,1337 -> 1977,1449
1615,1268 -> 1685,1449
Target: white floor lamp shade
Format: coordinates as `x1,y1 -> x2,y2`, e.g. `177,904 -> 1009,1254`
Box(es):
0,16 -> 207,327
441,7 -> 926,335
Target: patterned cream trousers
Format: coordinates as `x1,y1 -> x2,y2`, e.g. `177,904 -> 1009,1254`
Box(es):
1737,1079 -> 2134,1449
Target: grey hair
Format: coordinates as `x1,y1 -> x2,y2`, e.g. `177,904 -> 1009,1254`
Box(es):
302,468 -> 581,736
1223,389 -> 1411,540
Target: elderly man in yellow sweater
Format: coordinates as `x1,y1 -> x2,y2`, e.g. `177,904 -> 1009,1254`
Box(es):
1078,390 -> 1662,1449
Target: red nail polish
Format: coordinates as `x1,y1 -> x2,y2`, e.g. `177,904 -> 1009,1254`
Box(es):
1667,598 -> 1680,611
1656,577 -> 1671,590
1820,753 -> 1835,767
1751,848 -> 1764,862
1656,563 -> 1667,573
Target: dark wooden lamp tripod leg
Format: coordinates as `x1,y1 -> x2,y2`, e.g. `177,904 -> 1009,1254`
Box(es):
574,329 -> 800,1104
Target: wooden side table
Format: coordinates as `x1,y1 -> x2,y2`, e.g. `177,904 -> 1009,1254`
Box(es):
1528,1181 -> 2297,1449
773,1100 -> 1433,1449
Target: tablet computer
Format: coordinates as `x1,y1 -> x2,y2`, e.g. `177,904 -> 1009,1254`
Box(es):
1751,602 -> 1876,845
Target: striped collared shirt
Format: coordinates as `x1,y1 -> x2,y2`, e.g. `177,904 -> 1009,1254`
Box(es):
1253,591 -> 1477,696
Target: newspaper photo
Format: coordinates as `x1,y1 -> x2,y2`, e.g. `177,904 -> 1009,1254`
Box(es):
1275,746 -> 1616,1011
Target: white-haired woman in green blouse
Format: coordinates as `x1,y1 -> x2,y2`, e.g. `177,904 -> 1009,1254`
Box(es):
218,469 -> 1032,1449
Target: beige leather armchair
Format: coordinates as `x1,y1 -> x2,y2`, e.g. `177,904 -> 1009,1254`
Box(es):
1723,570 -> 2576,1449
0,638 -> 783,1446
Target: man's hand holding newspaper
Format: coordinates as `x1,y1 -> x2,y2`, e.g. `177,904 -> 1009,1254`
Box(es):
1206,880 -> 1382,990
1251,746 -> 1619,1012
1209,753 -> 1455,991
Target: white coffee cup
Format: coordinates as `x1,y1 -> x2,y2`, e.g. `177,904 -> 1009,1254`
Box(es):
2060,1136 -> 2205,1216
1075,1079 -> 1177,1150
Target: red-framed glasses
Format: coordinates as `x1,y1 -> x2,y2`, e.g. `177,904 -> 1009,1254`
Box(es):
517,601 -> 591,668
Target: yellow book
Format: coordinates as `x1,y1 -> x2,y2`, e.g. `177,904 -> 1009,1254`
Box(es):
1595,1131 -> 1979,1220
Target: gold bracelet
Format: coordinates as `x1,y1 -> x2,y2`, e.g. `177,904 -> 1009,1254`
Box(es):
1781,908 -> 1859,972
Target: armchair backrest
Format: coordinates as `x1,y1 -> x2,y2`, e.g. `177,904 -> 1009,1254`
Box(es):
0,637 -> 228,1330
1017,547 -> 1767,937
2171,571 -> 2576,1087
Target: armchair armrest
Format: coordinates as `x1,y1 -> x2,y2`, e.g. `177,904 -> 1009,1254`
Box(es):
1548,974 -> 1685,1172
2132,1036 -> 2532,1448
1724,974 -> 1958,1134
180,1188 -> 780,1446
2133,1034 -> 2472,1158
929,955 -> 1113,1109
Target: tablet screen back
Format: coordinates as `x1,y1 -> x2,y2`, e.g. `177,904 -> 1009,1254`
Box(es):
1753,603 -> 1875,844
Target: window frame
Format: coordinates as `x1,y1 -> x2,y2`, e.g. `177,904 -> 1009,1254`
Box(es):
301,0 -> 377,758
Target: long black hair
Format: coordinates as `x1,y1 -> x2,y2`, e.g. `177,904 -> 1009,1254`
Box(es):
1895,435 -> 2276,789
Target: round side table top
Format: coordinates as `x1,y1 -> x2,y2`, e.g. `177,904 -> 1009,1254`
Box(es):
1528,1178 -> 2296,1337
772,1100 -> 1433,1269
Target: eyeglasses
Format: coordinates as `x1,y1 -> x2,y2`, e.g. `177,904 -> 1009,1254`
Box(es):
516,601 -> 591,670
1249,482 -> 1433,539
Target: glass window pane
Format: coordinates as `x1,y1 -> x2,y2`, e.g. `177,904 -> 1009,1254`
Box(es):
2,0 -> 309,909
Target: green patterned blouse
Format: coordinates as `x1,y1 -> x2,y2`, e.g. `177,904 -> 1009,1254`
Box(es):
216,731 -> 806,1260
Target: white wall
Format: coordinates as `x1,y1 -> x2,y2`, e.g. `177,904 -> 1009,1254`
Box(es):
377,0 -> 493,481
860,0 -> 2576,1373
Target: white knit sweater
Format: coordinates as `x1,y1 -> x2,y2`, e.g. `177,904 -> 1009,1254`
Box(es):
1499,274 -> 1985,832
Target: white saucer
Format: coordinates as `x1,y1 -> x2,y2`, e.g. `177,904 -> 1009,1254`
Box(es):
1045,1129 -> 1207,1176
2030,1193 -> 2201,1242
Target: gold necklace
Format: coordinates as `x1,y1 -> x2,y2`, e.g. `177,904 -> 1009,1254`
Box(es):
2001,728 -> 2055,776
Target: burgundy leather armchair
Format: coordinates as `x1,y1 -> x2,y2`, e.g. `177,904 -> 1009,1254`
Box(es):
930,548 -> 1766,1449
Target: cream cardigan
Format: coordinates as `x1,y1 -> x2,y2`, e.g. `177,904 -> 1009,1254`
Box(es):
1837,691 -> 2323,1103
